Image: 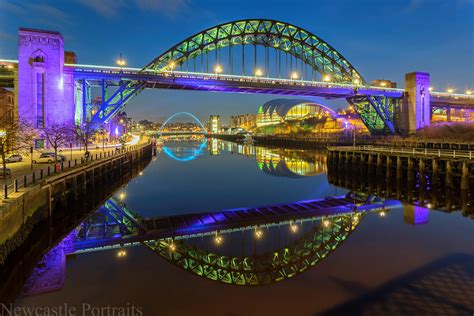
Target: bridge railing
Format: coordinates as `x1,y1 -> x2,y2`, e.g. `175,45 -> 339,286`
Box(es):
328,145 -> 473,159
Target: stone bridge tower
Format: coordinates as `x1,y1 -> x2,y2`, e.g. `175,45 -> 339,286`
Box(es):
18,28 -> 76,146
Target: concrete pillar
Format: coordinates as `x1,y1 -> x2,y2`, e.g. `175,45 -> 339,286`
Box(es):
401,72 -> 431,133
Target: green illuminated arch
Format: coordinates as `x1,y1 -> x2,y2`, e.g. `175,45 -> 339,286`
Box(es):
143,19 -> 365,84
144,214 -> 361,286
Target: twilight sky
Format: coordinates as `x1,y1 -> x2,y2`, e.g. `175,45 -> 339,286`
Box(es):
0,0 -> 473,123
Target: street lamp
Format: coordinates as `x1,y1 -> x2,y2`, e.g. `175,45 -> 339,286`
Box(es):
290,71 -> 298,80
116,53 -> 126,70
466,89 -> 472,95
447,88 -> 455,94
254,68 -> 263,77
323,74 -> 331,82
429,86 -> 433,92
214,64 -> 223,76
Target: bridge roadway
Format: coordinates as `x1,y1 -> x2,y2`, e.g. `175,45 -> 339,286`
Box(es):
72,193 -> 401,254
2,59 -> 473,106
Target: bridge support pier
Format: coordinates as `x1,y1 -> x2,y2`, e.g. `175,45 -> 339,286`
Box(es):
400,72 -> 431,134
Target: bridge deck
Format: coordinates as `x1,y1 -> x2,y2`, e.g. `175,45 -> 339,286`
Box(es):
73,194 -> 400,253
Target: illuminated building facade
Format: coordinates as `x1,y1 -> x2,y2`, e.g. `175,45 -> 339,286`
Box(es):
0,88 -> 14,127
230,113 -> 256,130
208,115 -> 220,133
370,79 -> 397,88
256,99 -> 337,127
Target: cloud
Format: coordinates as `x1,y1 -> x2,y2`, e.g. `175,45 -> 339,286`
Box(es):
76,0 -> 127,18
0,1 -> 26,15
135,0 -> 188,17
76,0 -> 188,18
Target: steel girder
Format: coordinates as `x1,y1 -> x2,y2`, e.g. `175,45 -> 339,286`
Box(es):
347,95 -> 400,134
144,214 -> 362,286
144,19 -> 364,84
87,19 -> 399,134
90,80 -> 146,129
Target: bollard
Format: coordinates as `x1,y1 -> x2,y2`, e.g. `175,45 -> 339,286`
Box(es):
75,158 -> 77,166
48,166 -> 51,176
14,179 -> 18,192
40,169 -> 43,179
4,185 -> 7,199
32,171 -> 35,183
23,175 -> 27,187
68,160 -> 71,168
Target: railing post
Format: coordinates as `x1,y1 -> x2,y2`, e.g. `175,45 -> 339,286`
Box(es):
32,171 -> 35,183
4,185 -> 7,199
14,179 -> 18,192
23,175 -> 27,187
47,166 -> 51,176
40,169 -> 43,179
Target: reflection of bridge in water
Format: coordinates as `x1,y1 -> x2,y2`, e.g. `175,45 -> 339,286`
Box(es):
22,193 -> 400,294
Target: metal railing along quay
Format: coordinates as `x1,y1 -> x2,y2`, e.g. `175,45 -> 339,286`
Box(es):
1,143 -> 149,200
328,145 -> 473,160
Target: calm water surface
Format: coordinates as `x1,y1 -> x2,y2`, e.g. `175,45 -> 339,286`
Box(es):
15,137 -> 474,315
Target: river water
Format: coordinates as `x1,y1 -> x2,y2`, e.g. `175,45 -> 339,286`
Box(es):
12,137 -> 474,315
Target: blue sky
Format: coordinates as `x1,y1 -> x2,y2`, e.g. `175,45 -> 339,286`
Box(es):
1,0 -> 473,123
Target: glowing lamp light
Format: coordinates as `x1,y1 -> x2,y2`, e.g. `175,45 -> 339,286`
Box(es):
290,72 -> 299,80
380,81 -> 387,87
169,60 -> 176,70
447,88 -> 455,94
466,90 -> 472,95
214,64 -> 223,74
290,223 -> 298,233
323,74 -> 331,82
254,228 -> 263,239
0,130 -> 6,137
429,86 -> 433,92
379,211 -> 386,217
6,64 -> 13,69
117,250 -> 127,258
353,78 -> 360,85
255,68 -> 263,77
169,243 -> 176,251
115,126 -> 119,136
214,234 -> 223,245
119,192 -> 126,200
323,219 -> 331,228
116,59 -> 126,67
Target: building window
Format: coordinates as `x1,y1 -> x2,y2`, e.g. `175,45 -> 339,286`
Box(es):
36,72 -> 44,127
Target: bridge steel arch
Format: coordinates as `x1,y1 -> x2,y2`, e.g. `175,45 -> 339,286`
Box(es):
144,19 -> 364,84
159,112 -> 207,133
91,19 -> 397,134
145,214 -> 361,286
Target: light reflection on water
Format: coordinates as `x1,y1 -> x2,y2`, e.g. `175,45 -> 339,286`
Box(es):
15,137 -> 474,315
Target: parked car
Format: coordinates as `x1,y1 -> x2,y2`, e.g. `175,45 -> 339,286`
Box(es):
0,168 -> 11,178
32,153 -> 66,164
5,154 -> 23,163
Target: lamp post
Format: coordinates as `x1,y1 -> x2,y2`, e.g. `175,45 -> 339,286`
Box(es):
214,64 -> 223,77
116,53 -> 126,71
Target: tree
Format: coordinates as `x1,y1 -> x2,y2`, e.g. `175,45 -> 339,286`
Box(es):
0,114 -> 37,179
74,122 -> 95,153
42,123 -> 70,163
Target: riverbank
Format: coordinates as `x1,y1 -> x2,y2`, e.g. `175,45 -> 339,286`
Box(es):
0,143 -> 153,303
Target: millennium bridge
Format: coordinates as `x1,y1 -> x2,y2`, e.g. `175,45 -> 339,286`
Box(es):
1,19 -> 473,137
